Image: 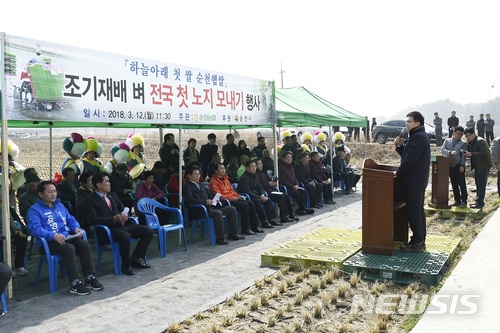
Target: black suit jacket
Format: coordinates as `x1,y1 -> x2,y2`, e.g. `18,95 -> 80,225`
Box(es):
85,191 -> 123,228
238,171 -> 264,200
183,181 -> 214,219
56,181 -> 78,210
294,162 -> 313,184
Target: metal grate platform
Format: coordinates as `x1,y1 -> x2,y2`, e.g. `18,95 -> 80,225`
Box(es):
425,204 -> 480,219
261,228 -> 362,268
343,251 -> 451,286
261,228 -> 461,286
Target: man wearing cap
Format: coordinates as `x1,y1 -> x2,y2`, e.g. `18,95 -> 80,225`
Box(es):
18,173 -> 42,220
447,111 -> 459,138
56,167 -> 79,215
464,127 -> 493,208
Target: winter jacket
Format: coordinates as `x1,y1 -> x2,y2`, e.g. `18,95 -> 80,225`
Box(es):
27,198 -> 80,249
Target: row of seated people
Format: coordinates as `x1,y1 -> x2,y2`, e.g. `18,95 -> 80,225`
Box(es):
198,145 -> 359,197
7,158 -> 298,287
24,174 -> 154,296
2,147 -> 355,295
1,171 -> 153,297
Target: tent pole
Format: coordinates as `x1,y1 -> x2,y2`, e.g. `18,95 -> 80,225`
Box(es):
49,124 -> 53,179
159,127 -> 164,148
365,116 -> 369,158
1,31 -> 13,298
273,123 -> 278,187
178,125 -> 183,245
329,126 -> 333,195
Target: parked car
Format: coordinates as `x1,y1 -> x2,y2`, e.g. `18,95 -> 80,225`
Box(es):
371,119 -> 443,144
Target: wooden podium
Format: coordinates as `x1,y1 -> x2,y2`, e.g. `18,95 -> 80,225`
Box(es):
362,159 -> 408,256
428,155 -> 452,209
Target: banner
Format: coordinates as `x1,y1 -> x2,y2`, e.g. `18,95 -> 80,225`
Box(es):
2,34 -> 275,126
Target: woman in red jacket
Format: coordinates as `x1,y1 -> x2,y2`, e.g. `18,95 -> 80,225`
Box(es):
135,170 -> 169,224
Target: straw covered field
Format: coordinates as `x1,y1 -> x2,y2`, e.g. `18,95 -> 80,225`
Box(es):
8,130 -> 499,332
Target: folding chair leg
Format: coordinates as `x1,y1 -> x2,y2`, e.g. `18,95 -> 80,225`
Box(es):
181,229 -> 188,252
35,258 -> 44,287
27,237 -> 35,260
1,292 -> 7,313
112,243 -> 122,275
190,221 -> 199,242
158,232 -> 166,258
208,219 -> 216,245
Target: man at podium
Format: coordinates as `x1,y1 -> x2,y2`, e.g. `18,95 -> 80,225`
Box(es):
394,111 -> 431,253
440,126 -> 468,208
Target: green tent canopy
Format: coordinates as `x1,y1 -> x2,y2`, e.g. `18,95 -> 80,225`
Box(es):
275,86 -> 367,128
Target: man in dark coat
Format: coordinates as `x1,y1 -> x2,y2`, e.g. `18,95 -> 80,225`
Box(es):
158,133 -> 180,169
251,136 -> 267,159
222,133 -> 239,167
183,165 -> 241,245
394,111 -> 431,253
56,167 -> 79,215
447,111 -> 459,138
309,152 -> 335,204
199,133 -> 218,178
85,172 -> 153,276
464,127 -> 493,208
238,160 -> 282,227
476,113 -> 485,138
294,152 -> 322,208
278,151 -> 314,215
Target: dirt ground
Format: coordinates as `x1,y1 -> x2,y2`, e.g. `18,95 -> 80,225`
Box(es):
4,134 -> 498,333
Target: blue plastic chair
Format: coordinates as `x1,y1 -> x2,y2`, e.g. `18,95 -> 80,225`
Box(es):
1,292 -> 7,314
280,184 -> 310,208
136,198 -> 187,257
93,217 -> 142,275
183,201 -> 228,245
231,183 -> 251,201
34,231 -> 88,293
233,182 -> 274,218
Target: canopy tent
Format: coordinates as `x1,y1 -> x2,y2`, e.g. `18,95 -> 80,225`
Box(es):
1,32 -> 278,298
4,119 -> 272,129
275,86 -> 367,128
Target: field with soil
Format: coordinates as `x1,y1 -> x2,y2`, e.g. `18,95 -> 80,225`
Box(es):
7,131 -> 499,332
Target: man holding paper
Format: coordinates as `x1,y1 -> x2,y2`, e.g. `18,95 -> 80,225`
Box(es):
86,172 -> 153,276
28,180 -> 103,296
183,165 -> 242,245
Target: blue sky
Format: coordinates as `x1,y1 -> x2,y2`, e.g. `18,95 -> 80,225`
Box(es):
2,0 -> 500,119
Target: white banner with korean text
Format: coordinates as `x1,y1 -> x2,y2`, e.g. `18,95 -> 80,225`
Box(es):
2,34 -> 275,126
